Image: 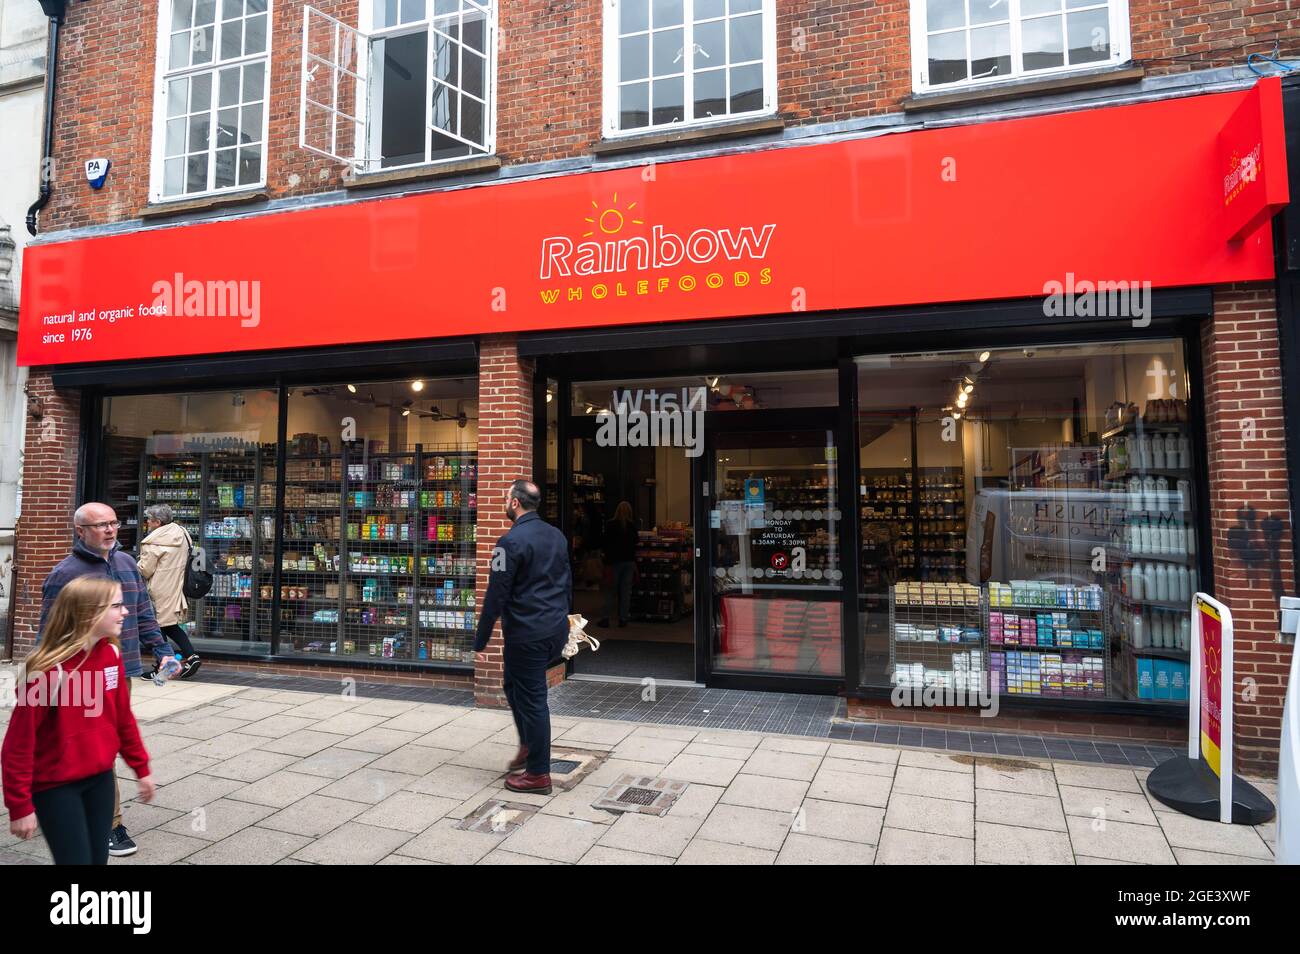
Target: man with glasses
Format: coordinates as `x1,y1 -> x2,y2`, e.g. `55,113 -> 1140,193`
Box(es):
38,502 -> 169,857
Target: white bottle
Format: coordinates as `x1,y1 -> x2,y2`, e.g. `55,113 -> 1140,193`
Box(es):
1155,563 -> 1169,601
1179,616 -> 1191,651
1128,522 -> 1140,553
1131,562 -> 1145,599
1129,476 -> 1143,512
1138,435 -> 1152,470
1121,563 -> 1132,596
1132,612 -> 1145,649
1156,476 -> 1169,513
1158,520 -> 1171,554
1136,520 -> 1149,554
1152,434 -> 1166,469
1176,565 -> 1190,602
1189,568 -> 1198,595
1178,435 -> 1191,469
1143,476 -> 1158,513
1143,561 -> 1158,600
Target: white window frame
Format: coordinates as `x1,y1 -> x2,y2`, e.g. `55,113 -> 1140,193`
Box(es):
910,0 -> 1130,94
301,2 -> 497,174
602,0 -> 777,139
149,0 -> 274,203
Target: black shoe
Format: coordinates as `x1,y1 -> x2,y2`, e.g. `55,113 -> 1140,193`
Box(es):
596,618 -> 610,628
108,825 -> 137,857
139,664 -> 158,682
181,654 -> 202,679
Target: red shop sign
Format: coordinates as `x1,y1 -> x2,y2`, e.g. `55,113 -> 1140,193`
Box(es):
18,81 -> 1287,367
1218,77 -> 1290,242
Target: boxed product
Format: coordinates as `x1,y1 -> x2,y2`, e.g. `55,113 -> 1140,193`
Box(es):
1136,657 -> 1155,700
1154,660 -> 1172,701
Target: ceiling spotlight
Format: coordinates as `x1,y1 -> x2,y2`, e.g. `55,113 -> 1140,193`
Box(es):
978,351 -> 991,363
401,408 -> 411,417
545,392 -> 553,403
952,411 -> 962,419
957,393 -> 968,407
347,384 -> 357,393
411,380 -> 425,392
708,376 -> 720,388
962,376 -> 975,393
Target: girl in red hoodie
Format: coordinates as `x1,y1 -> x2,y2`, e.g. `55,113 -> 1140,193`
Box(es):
3,575 -> 155,864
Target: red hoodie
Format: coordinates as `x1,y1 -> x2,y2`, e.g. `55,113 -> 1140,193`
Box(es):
2,639 -> 150,819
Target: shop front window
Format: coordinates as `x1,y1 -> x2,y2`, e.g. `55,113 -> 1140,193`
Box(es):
281,378 -> 478,664
857,341 -> 1197,706
102,388 -> 280,655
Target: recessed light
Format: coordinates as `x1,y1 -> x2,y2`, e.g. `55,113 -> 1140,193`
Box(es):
978,351 -> 991,363
411,380 -> 425,392
347,384 -> 357,393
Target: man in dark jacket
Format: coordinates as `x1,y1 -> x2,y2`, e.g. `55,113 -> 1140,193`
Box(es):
474,480 -> 571,794
39,502 -> 168,857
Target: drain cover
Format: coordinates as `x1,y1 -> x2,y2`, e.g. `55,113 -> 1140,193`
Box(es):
592,774 -> 689,817
455,799 -> 539,835
550,759 -> 582,774
616,786 -> 661,806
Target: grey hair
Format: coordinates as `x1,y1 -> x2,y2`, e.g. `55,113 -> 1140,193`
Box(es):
144,504 -> 175,525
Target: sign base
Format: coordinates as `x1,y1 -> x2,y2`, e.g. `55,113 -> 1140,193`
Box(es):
1146,755 -> 1275,825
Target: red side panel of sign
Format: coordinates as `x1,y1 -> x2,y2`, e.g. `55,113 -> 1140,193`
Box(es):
18,84 -> 1284,367
1218,76 -> 1291,242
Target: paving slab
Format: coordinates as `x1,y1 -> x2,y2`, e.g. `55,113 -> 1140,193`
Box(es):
186,827 -> 313,865
317,768 -> 421,805
355,791 -> 462,833
696,804 -> 792,852
1053,763 -> 1142,793
291,822 -> 414,865
661,753 -> 745,787
797,798 -> 884,846
777,833 -> 875,865
399,819 -> 504,864
259,794 -> 371,837
1066,816 -> 1177,864
676,838 -> 777,865
885,793 -> 975,838
501,814 -> 606,863
205,749 -> 301,783
975,789 -> 1068,832
1058,785 -> 1157,827
227,770 -> 332,809
894,766 -> 975,802
578,845 -> 675,865
721,774 -> 809,814
290,746 -> 382,779
807,768 -> 893,808
158,797 -> 277,842
976,822 -> 1075,865
974,762 -> 1058,798
875,827 -> 974,865
598,812 -> 701,858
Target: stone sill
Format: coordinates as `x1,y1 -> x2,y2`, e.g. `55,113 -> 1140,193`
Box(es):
343,155 -> 502,189
138,189 -> 269,220
591,115 -> 786,157
903,64 -> 1147,113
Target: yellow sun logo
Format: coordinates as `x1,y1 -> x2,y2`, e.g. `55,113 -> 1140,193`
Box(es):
583,193 -> 644,238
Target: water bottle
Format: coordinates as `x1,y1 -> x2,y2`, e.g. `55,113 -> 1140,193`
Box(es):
152,654 -> 184,686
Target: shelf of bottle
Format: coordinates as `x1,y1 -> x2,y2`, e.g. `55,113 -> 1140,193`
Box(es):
1116,549 -> 1195,565
1101,421 -> 1187,441
1117,595 -> 1192,612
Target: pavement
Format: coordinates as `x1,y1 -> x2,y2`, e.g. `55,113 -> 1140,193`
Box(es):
0,670 -> 1281,865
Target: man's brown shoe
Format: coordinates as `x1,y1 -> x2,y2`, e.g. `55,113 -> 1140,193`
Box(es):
507,745 -> 528,773
504,771 -> 552,795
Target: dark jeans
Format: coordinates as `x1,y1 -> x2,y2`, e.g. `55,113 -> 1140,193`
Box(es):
604,561 -> 635,622
503,628 -> 568,775
32,770 -> 115,865
162,623 -> 196,658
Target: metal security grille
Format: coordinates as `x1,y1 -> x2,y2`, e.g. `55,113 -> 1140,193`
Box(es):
616,787 -> 661,806
550,759 -> 582,775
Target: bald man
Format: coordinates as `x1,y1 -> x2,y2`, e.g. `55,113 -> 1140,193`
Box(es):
474,479 -> 572,794
39,502 -> 168,857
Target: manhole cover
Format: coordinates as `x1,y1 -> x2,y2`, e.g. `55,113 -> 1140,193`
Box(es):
455,799 -> 538,835
616,786 -> 661,806
544,749 -> 611,791
550,759 -> 582,774
592,774 -> 689,817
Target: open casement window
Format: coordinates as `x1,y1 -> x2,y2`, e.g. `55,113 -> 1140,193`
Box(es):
152,0 -> 272,201
603,0 -> 777,138
301,1 -> 496,173
911,0 -> 1130,94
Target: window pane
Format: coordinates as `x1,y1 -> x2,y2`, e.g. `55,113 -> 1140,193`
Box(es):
186,152 -> 209,192
221,0 -> 242,20
214,146 -> 238,188
403,0 -> 428,21
730,0 -> 761,12
927,0 -> 965,31
195,0 -> 217,24
620,34 -> 649,81
218,66 -> 240,106
969,0 -> 1005,25
242,61 -> 265,101
431,81 -> 458,132
433,0 -> 457,16
463,14 -> 487,53
169,31 -> 191,69
238,144 -> 261,185
730,13 -> 762,62
620,81 -> 649,129
696,0 -> 724,18
220,17 -> 242,59
695,19 -> 724,64
1067,8 -> 1110,64
1023,0 -> 1061,13
928,29 -> 967,85
193,25 -> 215,64
970,23 -> 1010,80
462,95 -> 484,145
167,78 -> 189,117
694,67 -> 725,118
173,0 -> 195,30
245,14 -> 267,55
1066,0 -> 1099,7
188,113 -> 211,152
192,72 -> 213,110
217,107 -> 239,146
378,31 -> 427,167
248,0 -> 267,11
374,0 -> 400,29
729,62 -> 761,113
620,0 -> 649,34
652,0 -> 683,28
1022,14 -> 1065,71
432,32 -> 460,86
652,27 -> 682,76
166,118 -> 187,156
241,102 -> 263,143
164,157 -> 186,195
462,49 -> 485,99
652,75 -> 684,124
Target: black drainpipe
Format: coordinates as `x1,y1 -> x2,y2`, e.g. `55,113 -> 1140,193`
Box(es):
26,1 -> 68,237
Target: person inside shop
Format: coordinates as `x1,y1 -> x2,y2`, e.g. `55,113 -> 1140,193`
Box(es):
3,577 -> 155,865
598,500 -> 639,629
138,504 -> 202,680
37,501 -> 169,859
474,479 -> 572,795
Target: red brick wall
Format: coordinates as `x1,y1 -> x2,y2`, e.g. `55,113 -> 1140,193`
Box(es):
473,335 -> 536,706
39,2 -> 1300,231
1202,283 -> 1295,775
11,372 -> 82,660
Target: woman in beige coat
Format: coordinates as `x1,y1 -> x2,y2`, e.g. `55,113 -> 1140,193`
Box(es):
138,504 -> 201,678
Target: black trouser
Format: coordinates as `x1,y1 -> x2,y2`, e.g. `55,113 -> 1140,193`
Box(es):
32,770 -> 115,865
503,628 -> 568,775
161,623 -> 196,658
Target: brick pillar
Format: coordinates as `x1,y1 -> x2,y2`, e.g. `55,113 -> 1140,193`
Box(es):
474,336 -> 535,707
1201,283 -> 1295,775
11,372 -> 82,661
